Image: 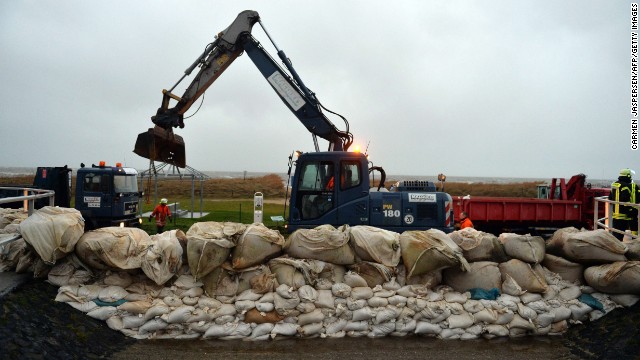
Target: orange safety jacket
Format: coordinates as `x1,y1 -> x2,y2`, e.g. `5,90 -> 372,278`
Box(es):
151,204 -> 172,226
460,217 -> 474,229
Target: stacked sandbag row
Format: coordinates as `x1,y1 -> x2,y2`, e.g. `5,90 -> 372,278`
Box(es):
2,207 -> 639,341
44,223 -> 637,340
49,263 -> 624,341
0,208 -> 27,232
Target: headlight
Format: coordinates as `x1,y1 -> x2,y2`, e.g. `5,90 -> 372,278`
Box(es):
138,218 -> 143,224
119,222 -> 125,228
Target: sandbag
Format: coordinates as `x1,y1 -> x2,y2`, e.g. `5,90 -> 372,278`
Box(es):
443,261 -> 501,293
499,259 -> 548,293
75,227 -> 152,270
186,222 -> 241,281
348,261 -> 395,287
20,206 -> 84,264
542,253 -> 584,284
449,228 -> 509,263
499,233 -> 545,264
584,261 -> 640,294
546,228 -> 627,264
349,226 -> 401,267
284,225 -> 355,265
142,230 -> 184,285
400,229 -> 470,278
232,223 -> 284,269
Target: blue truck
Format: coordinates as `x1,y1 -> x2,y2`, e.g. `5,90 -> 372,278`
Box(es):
12,163 -> 143,230
134,10 -> 453,234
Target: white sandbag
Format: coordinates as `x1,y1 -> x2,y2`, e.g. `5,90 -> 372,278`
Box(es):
19,206 -> 84,264
443,261 -> 501,293
142,230 -> 183,285
121,315 -> 147,329
446,312 -> 474,329
201,265 -> 237,297
499,259 -> 548,293
368,321 -> 395,338
343,272 -> 369,288
348,262 -> 395,287
449,228 -> 509,263
300,322 -> 323,337
98,285 -> 128,302
144,304 -> 171,320
558,286 -> 582,301
499,233 -> 545,264
298,309 -> 325,325
284,225 -> 355,265
546,228 -> 627,264
352,306 -> 376,321
551,306 -> 572,322
268,257 -> 321,289
349,225 -> 401,267
570,302 -> 593,321
368,297 -> 388,308
75,227 -> 152,270
584,261 -> 640,294
501,274 -> 525,296
473,308 -> 499,323
186,222 -> 238,281
484,324 -> 509,337
374,307 -> 401,324
414,321 -> 442,335
400,229 -> 470,278
351,287 -> 374,300
315,289 -> 335,309
48,261 -> 77,287
87,306 -> 118,321
271,323 -> 299,338
118,300 -> 153,315
232,223 -> 284,269
610,294 -> 640,307
542,253 -> 584,283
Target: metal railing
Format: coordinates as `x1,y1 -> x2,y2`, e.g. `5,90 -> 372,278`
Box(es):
594,196 -> 640,240
0,187 -> 55,216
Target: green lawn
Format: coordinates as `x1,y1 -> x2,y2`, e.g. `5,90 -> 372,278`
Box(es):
140,198 -> 289,235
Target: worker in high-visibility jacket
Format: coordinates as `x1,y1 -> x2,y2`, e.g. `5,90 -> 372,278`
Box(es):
609,168 -> 639,240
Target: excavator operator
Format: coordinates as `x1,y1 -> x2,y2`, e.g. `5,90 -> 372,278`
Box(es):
609,168 -> 640,240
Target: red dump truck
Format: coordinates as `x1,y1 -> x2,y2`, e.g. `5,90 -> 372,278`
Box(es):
451,174 -> 610,236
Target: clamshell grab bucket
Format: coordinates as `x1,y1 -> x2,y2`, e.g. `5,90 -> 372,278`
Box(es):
134,127 -> 186,168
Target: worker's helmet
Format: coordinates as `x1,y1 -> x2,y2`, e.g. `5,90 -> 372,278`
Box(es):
160,198 -> 168,204
620,168 -> 633,177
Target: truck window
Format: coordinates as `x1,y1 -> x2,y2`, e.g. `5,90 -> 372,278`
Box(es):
298,162 -> 334,191
340,161 -> 361,190
297,161 -> 335,219
114,175 -> 138,193
83,173 -> 101,192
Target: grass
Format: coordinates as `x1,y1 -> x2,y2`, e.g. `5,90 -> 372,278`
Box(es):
141,198 -> 288,234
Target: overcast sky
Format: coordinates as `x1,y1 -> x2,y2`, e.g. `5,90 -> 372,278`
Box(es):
0,1 -> 633,180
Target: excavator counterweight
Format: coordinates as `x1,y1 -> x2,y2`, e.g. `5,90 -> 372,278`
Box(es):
134,127 -> 186,168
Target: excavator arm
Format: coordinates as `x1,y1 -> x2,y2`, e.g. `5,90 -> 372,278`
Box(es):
134,10 -> 353,168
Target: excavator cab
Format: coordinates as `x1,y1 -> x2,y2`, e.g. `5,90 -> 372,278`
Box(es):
133,126 -> 186,168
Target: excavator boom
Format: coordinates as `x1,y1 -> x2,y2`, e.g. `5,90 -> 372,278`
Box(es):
133,10 -> 352,168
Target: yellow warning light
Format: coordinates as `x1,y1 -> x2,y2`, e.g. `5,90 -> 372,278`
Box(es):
353,145 -> 361,153
116,162 -> 122,167
99,161 -> 106,167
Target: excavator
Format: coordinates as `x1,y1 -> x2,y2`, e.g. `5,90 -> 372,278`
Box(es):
134,10 -> 454,233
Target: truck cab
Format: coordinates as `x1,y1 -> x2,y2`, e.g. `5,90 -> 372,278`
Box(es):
74,162 -> 142,230
287,151 -> 454,233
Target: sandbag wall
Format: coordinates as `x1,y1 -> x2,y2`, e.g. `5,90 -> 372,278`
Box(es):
1,206 -> 640,341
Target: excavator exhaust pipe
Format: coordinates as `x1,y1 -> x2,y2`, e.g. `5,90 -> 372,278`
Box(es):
133,127 -> 186,168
